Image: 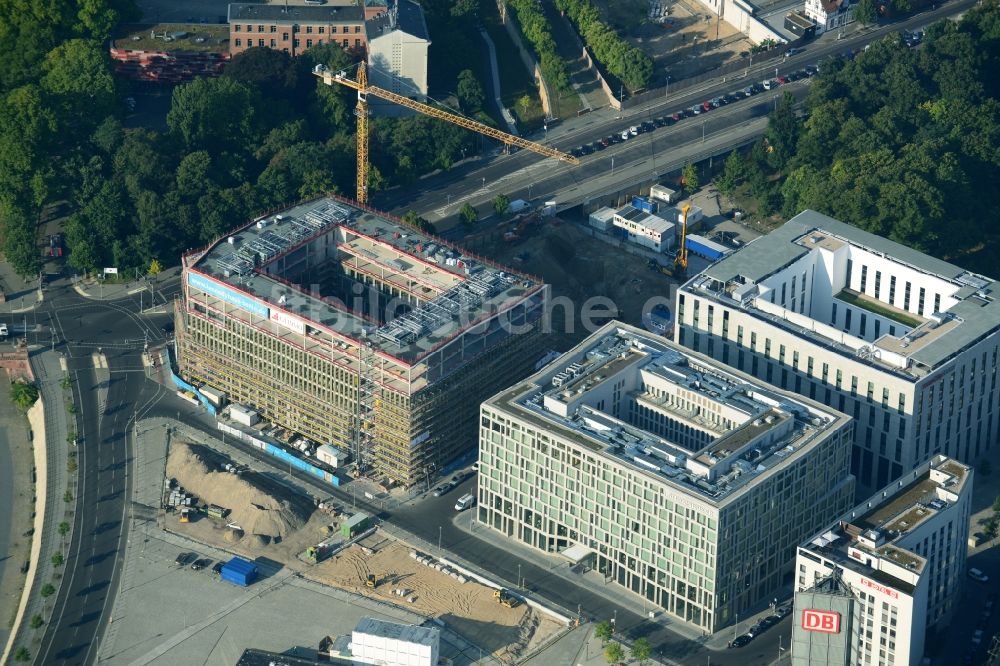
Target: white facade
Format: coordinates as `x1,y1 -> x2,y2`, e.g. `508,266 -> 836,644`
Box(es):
478,322 -> 855,632
804,0 -> 854,32
793,456 -> 971,666
367,0 -> 430,115
676,210 -> 1000,496
350,617 -> 440,666
613,206 -> 675,252
588,206 -> 616,232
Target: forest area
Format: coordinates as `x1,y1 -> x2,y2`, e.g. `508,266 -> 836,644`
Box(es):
717,2 -> 1000,271
0,0 -> 495,278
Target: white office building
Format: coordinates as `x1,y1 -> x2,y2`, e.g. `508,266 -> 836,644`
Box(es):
366,0 -> 430,114
793,455 -> 971,666
676,209 -> 1000,496
478,321 -> 855,632
804,0 -> 854,33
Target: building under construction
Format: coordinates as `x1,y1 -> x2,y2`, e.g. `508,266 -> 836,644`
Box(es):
177,196 -> 547,487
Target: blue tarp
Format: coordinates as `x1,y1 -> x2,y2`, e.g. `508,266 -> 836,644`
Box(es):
166,347 -> 217,415
264,443 -> 340,486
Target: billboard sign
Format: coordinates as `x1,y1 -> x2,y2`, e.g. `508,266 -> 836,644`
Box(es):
270,309 -> 306,335
802,609 -> 841,634
188,272 -> 269,319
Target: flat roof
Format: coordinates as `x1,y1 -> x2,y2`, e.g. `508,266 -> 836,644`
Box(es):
486,322 -> 848,505
228,3 -> 364,23
366,0 -> 429,41
113,24 -> 229,52
801,455 -> 971,589
187,197 -> 542,365
690,209 -> 1000,372
354,617 -> 439,645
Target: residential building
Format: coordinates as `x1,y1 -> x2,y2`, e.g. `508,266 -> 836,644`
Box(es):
793,455 -> 972,665
228,3 -> 368,57
676,209 -> 1000,496
177,196 -> 546,487
804,0 -> 854,33
366,0 -> 430,111
478,322 -> 855,632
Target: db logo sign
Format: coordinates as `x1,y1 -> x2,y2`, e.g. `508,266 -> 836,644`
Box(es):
802,609 -> 841,634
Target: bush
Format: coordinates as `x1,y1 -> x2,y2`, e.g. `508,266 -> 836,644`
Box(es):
14,647 -> 31,662
554,0 -> 654,90
40,583 -> 55,598
29,614 -> 44,629
51,552 -> 64,567
10,382 -> 39,411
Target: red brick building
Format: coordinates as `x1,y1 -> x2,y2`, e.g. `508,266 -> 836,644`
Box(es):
228,3 -> 373,57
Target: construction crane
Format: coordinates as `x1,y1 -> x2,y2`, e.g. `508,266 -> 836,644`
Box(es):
674,203 -> 692,277
313,62 -> 579,204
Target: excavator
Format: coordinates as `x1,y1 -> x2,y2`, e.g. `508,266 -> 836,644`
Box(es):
365,573 -> 381,589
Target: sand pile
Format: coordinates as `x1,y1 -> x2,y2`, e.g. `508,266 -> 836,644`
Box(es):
166,441 -> 312,541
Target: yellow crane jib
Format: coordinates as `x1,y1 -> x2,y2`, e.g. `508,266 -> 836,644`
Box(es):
313,62 -> 579,205
675,203 -> 692,275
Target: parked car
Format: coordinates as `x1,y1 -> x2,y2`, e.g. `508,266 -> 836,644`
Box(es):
570,147 -> 583,157
729,634 -> 753,648
212,561 -> 225,574
592,140 -> 606,151
711,97 -> 723,107
805,65 -> 818,76
621,130 -> 631,140
191,558 -> 212,571
759,615 -> 779,630
777,74 -> 790,84
432,482 -> 455,497
776,605 -> 792,618
762,79 -> 775,90
175,552 -> 196,566
629,126 -> 639,136
690,105 -> 702,115
579,143 -> 594,155
640,121 -> 655,132
600,136 -> 611,146
653,116 -> 669,127
969,567 -> 990,583
787,46 -> 803,56
671,111 -> 682,121
702,100 -> 713,112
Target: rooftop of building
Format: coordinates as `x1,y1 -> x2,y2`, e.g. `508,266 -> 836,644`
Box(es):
684,209 -> 1000,376
486,321 -> 849,505
186,197 -> 543,365
228,3 -> 365,23
354,617 -> 439,645
801,455 -> 970,592
113,23 -> 229,52
366,0 -> 429,41
613,206 -> 674,234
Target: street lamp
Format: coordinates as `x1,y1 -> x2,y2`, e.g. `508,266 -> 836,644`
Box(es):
517,563 -> 521,589
438,525 -> 442,551
482,177 -> 486,190
702,120 -> 706,142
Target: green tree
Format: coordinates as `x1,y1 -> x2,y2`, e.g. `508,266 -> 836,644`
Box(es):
167,77 -> 260,153
681,163 -> 700,192
716,150 -> 745,197
223,46 -> 303,101
992,494 -> 1000,514
58,521 -> 70,538
40,583 -> 55,598
492,193 -> 510,216
10,382 -> 39,410
604,641 -> 625,665
41,39 -> 117,138
517,95 -> 533,119
630,637 -> 652,665
854,0 -> 878,24
13,647 -> 31,662
63,490 -> 73,503
29,614 -> 44,629
51,552 -> 64,567
594,620 -> 614,645
456,69 -> 486,114
459,202 -> 478,226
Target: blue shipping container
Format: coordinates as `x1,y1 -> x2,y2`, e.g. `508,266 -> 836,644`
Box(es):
221,557 -> 258,587
631,196 -> 658,214
685,236 -> 728,261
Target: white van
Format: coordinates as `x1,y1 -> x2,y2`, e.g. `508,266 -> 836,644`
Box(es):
0,323 -> 8,337
454,493 -> 475,511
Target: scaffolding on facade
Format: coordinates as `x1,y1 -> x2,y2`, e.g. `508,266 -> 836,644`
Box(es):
354,338 -> 380,474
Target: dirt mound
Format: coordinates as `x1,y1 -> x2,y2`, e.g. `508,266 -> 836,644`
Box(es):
166,441 -> 312,540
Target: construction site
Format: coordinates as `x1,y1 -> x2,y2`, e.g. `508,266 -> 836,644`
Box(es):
176,196 -> 549,487
160,434 -> 562,664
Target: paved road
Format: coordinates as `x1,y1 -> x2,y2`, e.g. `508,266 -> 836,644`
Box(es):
373,0 -> 978,227
30,275 -> 174,666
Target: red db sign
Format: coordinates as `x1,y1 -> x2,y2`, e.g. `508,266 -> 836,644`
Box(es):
802,609 -> 841,634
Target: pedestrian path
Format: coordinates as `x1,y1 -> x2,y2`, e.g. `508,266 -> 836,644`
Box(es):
480,28 -> 519,134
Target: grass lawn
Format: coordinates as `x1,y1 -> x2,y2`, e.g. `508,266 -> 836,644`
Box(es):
483,17 -> 546,132
836,290 -> 923,328
113,24 -> 228,52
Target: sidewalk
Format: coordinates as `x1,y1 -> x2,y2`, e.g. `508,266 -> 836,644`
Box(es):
9,350 -> 77,656
70,265 -> 180,305
450,509 -> 787,653
0,261 -> 43,313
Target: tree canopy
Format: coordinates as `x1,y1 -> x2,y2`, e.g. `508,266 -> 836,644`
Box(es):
738,4 -> 1000,272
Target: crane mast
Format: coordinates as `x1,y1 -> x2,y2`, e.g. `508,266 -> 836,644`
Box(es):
314,62 -> 578,205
